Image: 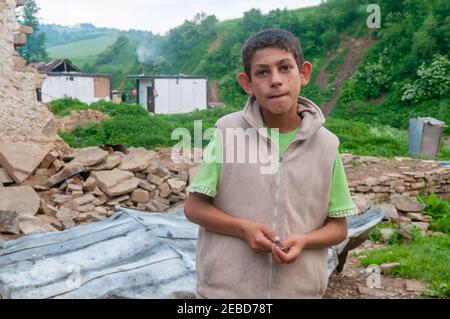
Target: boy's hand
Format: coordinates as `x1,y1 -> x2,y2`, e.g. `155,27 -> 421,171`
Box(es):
271,234 -> 307,264
241,221 -> 277,254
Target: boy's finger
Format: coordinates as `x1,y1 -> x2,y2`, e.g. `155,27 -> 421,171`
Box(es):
271,246 -> 283,263
256,235 -> 274,252
260,225 -> 277,241
272,244 -> 289,263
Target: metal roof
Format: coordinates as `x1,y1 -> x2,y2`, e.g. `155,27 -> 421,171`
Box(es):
126,74 -> 208,80
28,59 -> 81,74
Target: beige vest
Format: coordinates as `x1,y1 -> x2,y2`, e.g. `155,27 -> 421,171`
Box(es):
196,96 -> 339,298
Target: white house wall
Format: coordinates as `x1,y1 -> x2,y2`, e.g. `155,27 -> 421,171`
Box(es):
138,78 -> 153,110
154,78 -> 207,114
41,75 -> 110,104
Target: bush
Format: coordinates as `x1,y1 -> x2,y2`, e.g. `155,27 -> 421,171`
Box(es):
50,98 -> 88,116
417,193 -> 450,234
401,55 -> 450,103
353,53 -> 392,99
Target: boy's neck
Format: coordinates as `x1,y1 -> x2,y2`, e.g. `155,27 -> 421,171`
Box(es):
260,104 -> 302,133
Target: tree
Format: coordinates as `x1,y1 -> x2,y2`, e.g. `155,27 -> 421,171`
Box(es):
17,0 -> 48,63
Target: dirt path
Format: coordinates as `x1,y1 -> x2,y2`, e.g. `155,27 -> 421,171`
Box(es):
324,241 -> 427,299
317,34 -> 373,117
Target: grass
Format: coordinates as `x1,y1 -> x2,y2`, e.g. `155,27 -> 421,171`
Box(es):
363,193 -> 450,298
54,99 -> 239,149
47,33 -> 121,60
359,235 -> 450,298
332,92 -> 450,136
52,98 -> 450,160
324,118 -> 450,160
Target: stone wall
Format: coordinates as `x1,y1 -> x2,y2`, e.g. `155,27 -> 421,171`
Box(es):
343,155 -> 450,202
0,0 -> 61,145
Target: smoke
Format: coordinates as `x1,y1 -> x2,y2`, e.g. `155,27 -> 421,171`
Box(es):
136,37 -> 162,65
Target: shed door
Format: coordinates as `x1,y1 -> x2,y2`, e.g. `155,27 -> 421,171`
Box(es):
147,86 -> 155,113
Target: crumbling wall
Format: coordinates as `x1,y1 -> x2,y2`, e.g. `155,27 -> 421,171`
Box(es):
0,0 -> 63,146
344,155 -> 450,202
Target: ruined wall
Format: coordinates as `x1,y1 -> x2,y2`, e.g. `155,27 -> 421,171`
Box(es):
0,0 -> 62,145
344,155 -> 450,202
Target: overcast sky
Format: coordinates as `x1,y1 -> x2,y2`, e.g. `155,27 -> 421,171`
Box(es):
35,0 -> 322,34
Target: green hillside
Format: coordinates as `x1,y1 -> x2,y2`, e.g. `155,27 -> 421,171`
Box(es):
43,0 -> 449,135
47,33 -> 121,67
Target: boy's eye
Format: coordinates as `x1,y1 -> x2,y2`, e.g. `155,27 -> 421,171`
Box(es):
280,65 -> 293,73
255,70 -> 269,77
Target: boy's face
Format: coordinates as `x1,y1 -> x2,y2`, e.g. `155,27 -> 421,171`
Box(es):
237,48 -> 311,115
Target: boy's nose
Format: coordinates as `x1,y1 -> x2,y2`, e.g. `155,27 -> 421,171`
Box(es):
270,71 -> 282,87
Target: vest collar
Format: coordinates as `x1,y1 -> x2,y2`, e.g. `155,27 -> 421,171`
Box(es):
242,96 -> 325,142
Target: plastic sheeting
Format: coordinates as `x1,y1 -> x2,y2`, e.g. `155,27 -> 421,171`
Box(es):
0,206 -> 384,299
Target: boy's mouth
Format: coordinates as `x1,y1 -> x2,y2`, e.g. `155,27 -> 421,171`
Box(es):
268,92 -> 289,99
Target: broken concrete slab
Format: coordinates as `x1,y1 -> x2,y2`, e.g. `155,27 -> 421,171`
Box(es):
145,165 -> 171,178
404,279 -> 427,292
380,262 -> 401,275
82,177 -> 97,192
0,167 -> 13,185
39,215 -> 63,231
76,204 -> 96,213
147,174 -> 164,186
91,169 -> 140,197
390,194 -> 425,213
107,195 -> 130,206
55,207 -> 79,221
167,179 -> 186,194
0,186 -> 41,216
145,199 -> 170,212
19,217 -> 57,235
72,194 -> 95,206
158,183 -> 171,198
67,183 -> 82,192
39,151 -> 59,169
51,194 -> 72,205
50,159 -> 65,173
380,228 -> 396,243
72,147 -> 109,167
130,189 -> 150,204
138,179 -> 156,192
0,142 -> 54,184
92,195 -> 108,206
46,162 -> 84,187
405,212 -> 432,222
86,152 -> 124,171
0,210 -> 20,235
375,204 -> 398,221
119,147 -> 156,172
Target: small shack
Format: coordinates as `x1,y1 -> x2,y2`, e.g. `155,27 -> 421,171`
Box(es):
29,59 -> 112,104
126,74 -> 208,114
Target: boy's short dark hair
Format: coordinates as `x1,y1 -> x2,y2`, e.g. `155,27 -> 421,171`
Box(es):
242,28 -> 304,78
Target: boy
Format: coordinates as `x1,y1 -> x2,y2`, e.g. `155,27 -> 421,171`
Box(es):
184,28 -> 358,298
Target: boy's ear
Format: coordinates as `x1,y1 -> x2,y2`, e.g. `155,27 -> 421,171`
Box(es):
237,73 -> 253,95
300,61 -> 312,86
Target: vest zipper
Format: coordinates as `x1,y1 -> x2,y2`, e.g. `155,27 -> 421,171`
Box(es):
267,154 -> 283,298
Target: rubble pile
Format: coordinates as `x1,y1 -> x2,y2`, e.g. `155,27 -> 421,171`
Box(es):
352,194 -> 445,242
343,154 -> 450,202
0,143 -> 190,236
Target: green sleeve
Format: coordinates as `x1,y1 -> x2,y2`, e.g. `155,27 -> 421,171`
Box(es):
327,151 -> 359,218
186,129 -> 222,197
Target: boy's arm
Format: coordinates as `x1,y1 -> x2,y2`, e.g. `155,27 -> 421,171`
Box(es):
185,192 -> 277,253
272,217 -> 347,264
